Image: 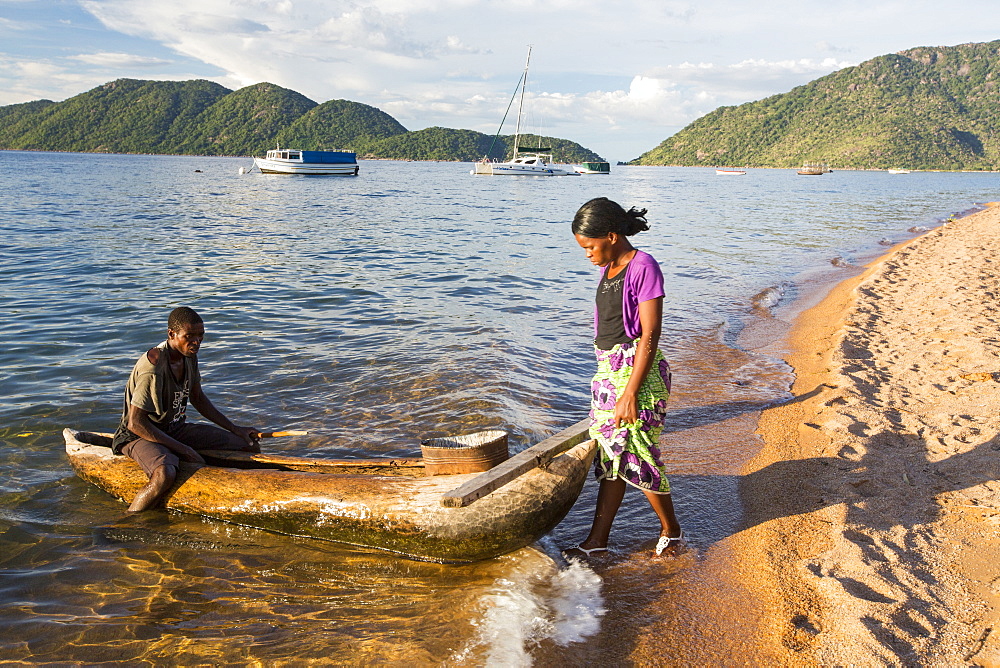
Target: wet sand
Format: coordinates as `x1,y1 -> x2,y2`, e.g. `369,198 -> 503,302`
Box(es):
732,203 -> 1000,663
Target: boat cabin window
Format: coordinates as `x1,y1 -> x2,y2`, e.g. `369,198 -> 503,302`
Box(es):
288,152 -> 300,160
524,158 -> 536,164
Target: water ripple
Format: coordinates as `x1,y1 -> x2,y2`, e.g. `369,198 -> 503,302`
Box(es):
2,153 -> 996,662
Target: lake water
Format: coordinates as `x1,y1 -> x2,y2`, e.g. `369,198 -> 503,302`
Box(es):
1,151 -> 995,663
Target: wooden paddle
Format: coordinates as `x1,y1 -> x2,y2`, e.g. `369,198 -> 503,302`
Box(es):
254,430 -> 309,438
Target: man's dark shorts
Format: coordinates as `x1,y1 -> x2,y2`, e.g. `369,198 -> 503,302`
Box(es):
121,423 -> 249,476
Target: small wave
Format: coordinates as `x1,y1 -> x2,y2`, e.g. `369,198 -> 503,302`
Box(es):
908,225 -> 931,233
750,282 -> 789,313
451,546 -> 605,665
878,238 -> 895,246
830,256 -> 854,268
730,355 -> 795,401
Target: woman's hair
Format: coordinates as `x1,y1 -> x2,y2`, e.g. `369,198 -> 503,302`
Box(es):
571,197 -> 649,238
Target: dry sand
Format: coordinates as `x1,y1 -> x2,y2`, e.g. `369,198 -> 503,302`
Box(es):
738,203 -> 1000,664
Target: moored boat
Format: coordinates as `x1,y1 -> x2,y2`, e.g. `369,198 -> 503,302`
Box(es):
887,168 -> 911,174
474,152 -> 579,176
715,168 -> 747,175
64,422 -> 596,563
253,147 -> 359,175
471,47 -> 579,177
575,161 -> 611,175
797,162 -> 830,175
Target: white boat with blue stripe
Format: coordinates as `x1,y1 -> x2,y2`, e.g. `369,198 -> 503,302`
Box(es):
254,147 -> 359,175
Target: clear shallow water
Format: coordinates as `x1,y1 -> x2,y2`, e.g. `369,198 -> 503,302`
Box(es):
1,151 -> 996,663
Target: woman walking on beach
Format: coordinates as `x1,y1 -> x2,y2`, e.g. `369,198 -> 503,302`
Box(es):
565,197 -> 683,558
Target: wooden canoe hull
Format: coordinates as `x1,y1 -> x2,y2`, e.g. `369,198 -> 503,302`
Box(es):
64,429 -> 597,563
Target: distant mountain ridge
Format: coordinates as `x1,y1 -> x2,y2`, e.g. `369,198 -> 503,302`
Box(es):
635,40 -> 1000,170
0,79 -> 602,163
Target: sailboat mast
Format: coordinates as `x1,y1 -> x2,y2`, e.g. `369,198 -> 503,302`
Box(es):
513,45 -> 531,159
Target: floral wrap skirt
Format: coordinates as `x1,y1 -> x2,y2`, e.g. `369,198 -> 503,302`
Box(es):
589,339 -> 672,494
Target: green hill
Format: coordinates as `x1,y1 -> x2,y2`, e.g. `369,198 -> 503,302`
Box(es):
276,99 -> 408,153
363,128 -> 600,162
0,78 -> 603,162
174,82 -> 318,156
0,99 -> 54,125
506,133 -> 602,164
0,79 -> 230,153
635,40 -> 1000,171
365,126 -> 496,161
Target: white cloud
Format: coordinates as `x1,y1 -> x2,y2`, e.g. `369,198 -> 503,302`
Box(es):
0,57 -> 90,105
0,17 -> 30,32
175,14 -> 269,35
74,0 -> 494,98
5,0 -> 1000,159
650,57 -> 856,87
69,52 -> 171,67
473,56 -> 855,154
815,40 -> 854,54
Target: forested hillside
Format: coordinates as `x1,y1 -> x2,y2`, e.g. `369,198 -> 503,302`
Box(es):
276,99 -> 409,154
0,79 -> 230,154
172,82 -> 317,155
0,79 -> 602,163
635,40 -> 1000,170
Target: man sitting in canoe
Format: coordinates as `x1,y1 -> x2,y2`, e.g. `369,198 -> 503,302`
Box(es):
110,307 -> 260,511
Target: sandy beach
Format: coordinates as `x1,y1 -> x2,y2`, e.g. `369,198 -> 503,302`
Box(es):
732,203 -> 1000,664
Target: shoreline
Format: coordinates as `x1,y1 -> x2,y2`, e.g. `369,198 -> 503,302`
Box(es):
5,150 -> 1000,173
739,203 -> 1000,663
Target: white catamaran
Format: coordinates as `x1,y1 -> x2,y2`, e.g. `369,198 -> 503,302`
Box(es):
472,47 -> 579,176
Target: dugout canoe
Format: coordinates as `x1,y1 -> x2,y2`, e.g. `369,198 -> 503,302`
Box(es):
63,424 -> 596,563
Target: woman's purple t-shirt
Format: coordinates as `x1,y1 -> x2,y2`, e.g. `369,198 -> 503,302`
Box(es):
593,250 -> 664,340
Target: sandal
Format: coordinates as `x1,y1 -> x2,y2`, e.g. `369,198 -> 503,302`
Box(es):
654,529 -> 685,556
563,544 -> 609,557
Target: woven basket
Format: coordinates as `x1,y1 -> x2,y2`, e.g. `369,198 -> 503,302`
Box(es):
420,430 -> 509,476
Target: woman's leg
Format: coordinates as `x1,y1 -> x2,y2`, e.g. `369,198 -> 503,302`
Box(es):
578,478 -> 627,549
643,489 -> 681,538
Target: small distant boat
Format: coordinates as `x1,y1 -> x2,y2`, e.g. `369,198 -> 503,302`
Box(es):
797,162 -> 830,176
715,168 -> 747,175
887,169 -> 911,174
253,147 -> 359,175
472,47 -> 578,177
575,161 -> 611,175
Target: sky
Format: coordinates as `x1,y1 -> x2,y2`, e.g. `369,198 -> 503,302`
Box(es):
1,1 -> 999,162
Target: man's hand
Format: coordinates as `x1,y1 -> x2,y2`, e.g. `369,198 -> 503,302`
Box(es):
231,425 -> 261,452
